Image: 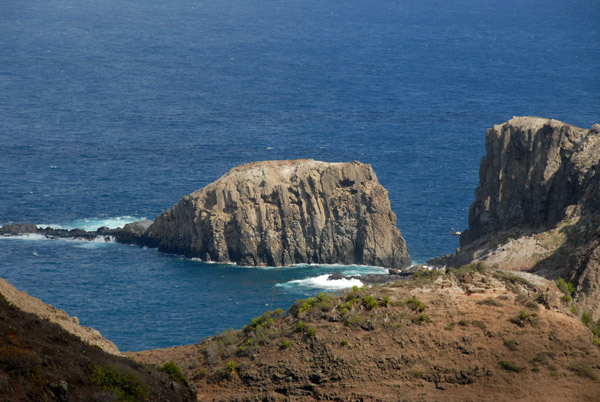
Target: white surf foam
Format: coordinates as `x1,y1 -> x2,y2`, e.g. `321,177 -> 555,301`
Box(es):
38,216 -> 146,231
0,233 -> 115,244
276,274 -> 363,290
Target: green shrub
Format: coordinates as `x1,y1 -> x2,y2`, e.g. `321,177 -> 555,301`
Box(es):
406,296 -> 426,313
344,297 -> 360,310
412,314 -> 430,325
570,305 -> 579,315
380,295 -> 391,307
500,361 -> 524,373
510,311 -> 531,327
340,340 -> 348,347
297,321 -> 306,332
458,320 -> 469,326
313,293 -> 335,313
363,295 -> 378,310
581,312 -> 592,326
90,364 -> 150,402
281,339 -> 292,349
449,262 -> 487,277
557,278 -> 574,302
158,362 -> 189,386
297,321 -> 315,338
226,361 -> 237,373
244,310 -> 279,332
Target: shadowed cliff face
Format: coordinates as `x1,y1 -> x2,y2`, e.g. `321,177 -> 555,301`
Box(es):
452,117 -> 600,320
461,117 -> 600,246
144,160 -> 410,268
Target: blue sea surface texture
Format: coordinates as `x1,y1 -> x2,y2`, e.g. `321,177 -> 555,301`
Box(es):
0,0 -> 598,351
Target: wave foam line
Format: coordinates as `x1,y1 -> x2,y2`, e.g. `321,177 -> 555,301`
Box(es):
0,233 -> 116,244
276,274 -> 363,290
39,216 -> 146,231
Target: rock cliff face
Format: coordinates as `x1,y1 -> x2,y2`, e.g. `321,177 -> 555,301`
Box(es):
144,159 -> 410,268
461,117 -> 600,246
454,117 -> 600,319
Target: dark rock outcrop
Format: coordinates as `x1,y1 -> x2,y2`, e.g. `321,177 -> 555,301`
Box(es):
461,117 -> 600,246
144,159 -> 411,268
442,117 -> 600,319
0,287 -> 196,401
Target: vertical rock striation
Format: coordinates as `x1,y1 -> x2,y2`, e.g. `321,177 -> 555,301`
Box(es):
144,159 -> 411,268
461,117 -> 600,246
458,117 -> 600,319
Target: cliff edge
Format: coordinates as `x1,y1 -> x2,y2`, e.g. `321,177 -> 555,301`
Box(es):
144,159 -> 410,268
434,117 -> 600,320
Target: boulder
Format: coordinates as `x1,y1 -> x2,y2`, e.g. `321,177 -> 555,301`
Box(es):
0,223 -> 38,234
144,159 -> 411,268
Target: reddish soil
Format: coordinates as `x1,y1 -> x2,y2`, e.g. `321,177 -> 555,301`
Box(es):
129,267 -> 600,402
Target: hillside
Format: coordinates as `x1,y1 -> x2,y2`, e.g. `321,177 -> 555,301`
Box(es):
431,117 -> 600,321
0,290 -> 196,401
129,265 -> 600,401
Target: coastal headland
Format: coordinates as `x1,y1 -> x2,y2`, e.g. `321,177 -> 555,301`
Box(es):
1,117 -> 600,401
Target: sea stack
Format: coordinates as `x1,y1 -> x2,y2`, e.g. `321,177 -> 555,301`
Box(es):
144,159 -> 411,268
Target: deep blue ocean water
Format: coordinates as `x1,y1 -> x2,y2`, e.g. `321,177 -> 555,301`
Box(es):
1,0 -> 598,351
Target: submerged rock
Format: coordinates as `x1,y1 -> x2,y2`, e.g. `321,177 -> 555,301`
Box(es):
145,159 -> 411,268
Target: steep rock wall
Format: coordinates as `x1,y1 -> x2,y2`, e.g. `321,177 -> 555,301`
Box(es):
461,117 -> 600,246
144,160 -> 410,268
457,117 -> 600,319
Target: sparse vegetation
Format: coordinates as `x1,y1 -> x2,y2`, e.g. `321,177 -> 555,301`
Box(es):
477,298 -> 503,307
581,312 -> 592,326
448,262 -> 487,277
90,364 -> 150,402
406,296 -> 426,313
412,313 -> 430,325
226,361 -> 237,373
510,310 -> 533,327
500,360 -> 524,373
363,295 -> 378,310
503,339 -> 518,351
568,360 -> 597,380
0,346 -> 41,376
158,362 -> 189,386
556,278 -> 574,302
281,339 -> 292,349
472,320 -> 486,329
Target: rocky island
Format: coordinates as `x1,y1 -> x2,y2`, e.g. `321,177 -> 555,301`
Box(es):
2,117 -> 600,401
143,159 -> 410,267
2,159 -> 411,269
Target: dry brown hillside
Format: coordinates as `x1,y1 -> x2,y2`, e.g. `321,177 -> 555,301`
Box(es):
129,264 -> 600,402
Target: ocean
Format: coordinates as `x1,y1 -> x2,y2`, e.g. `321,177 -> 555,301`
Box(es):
1,0 -> 598,351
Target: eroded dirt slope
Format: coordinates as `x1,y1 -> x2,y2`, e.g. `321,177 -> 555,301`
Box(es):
129,265 -> 600,402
